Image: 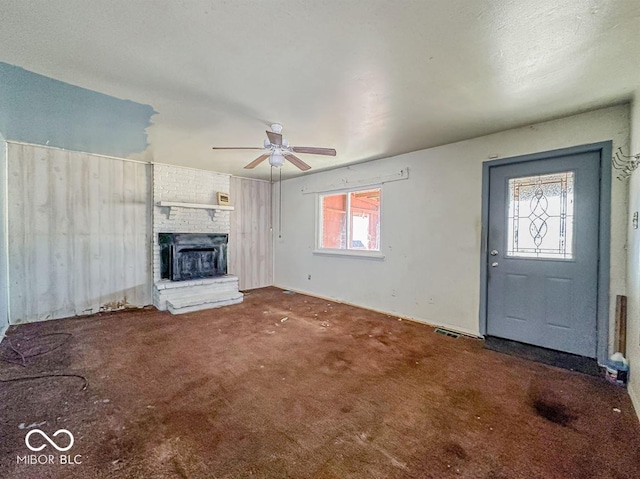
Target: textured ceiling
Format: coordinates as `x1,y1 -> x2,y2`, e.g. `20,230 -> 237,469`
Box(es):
0,0 -> 639,179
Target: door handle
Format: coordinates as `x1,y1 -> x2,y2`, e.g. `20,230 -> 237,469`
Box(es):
491,262 -> 499,267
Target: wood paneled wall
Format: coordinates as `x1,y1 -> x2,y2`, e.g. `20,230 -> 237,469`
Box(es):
229,177 -> 273,290
7,143 -> 151,324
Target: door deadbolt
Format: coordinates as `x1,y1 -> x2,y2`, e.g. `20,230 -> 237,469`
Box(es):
490,250 -> 498,256
491,262 -> 499,267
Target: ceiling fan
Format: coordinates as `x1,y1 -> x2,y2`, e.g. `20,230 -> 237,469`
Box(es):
212,124 -> 336,171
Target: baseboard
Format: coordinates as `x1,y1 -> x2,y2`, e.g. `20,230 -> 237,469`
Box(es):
629,382 -> 640,423
273,284 -> 482,338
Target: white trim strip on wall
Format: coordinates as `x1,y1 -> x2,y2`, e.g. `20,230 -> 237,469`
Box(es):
5,140 -> 151,165
301,167 -> 409,194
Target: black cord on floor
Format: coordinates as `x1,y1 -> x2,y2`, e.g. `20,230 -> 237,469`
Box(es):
7,339 -> 26,367
1,332 -> 73,367
0,373 -> 88,391
0,334 -> 88,391
23,333 -> 72,358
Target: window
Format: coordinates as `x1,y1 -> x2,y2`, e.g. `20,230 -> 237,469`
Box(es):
319,188 -> 381,251
507,171 -> 574,259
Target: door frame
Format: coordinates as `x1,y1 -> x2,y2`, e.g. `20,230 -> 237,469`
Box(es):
479,141 -> 612,365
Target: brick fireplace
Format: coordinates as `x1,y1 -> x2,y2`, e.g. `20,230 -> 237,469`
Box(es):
152,164 -> 242,314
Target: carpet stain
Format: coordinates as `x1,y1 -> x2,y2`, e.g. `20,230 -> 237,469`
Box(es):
171,458 -> 188,479
485,470 -> 510,479
443,441 -> 469,460
322,350 -> 353,372
532,398 -> 576,427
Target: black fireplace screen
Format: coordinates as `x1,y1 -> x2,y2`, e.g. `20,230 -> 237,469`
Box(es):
159,233 -> 228,281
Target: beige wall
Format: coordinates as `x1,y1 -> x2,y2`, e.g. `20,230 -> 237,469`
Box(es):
275,105 -> 629,345
626,96 -> 640,418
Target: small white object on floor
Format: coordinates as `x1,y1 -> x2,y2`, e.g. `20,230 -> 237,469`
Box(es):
19,421 -> 46,429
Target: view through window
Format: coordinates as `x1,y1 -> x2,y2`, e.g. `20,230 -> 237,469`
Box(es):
320,188 -> 381,251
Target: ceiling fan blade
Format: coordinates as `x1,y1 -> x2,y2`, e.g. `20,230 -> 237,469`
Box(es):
266,131 -> 283,146
285,154 -> 311,171
244,154 -> 270,169
212,147 -> 264,150
291,146 -> 336,156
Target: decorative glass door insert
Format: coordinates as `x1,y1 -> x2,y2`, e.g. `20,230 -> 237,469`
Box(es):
506,171 -> 574,259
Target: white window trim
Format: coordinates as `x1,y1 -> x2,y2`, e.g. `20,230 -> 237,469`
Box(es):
312,248 -> 385,259
316,185 -> 383,257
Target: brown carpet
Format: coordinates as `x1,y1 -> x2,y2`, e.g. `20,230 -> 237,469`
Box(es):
0,286 -> 638,479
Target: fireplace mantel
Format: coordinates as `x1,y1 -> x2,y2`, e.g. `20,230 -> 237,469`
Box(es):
157,201 -> 234,211
157,201 -> 234,219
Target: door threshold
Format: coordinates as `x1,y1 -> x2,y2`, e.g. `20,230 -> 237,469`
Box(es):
484,336 -> 602,377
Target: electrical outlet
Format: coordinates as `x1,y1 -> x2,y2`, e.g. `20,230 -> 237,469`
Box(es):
308,274 -> 311,280
634,211 -> 638,229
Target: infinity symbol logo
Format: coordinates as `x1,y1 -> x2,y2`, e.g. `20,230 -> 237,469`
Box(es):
25,429 -> 74,452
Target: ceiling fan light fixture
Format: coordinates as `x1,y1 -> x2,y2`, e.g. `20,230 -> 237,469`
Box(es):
269,150 -> 285,168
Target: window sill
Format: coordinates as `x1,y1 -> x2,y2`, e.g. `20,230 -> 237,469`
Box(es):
312,249 -> 385,260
